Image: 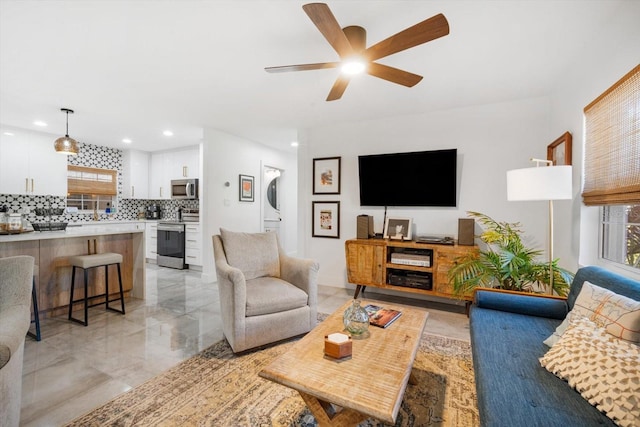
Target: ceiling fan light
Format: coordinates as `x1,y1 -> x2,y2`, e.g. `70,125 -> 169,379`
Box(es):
54,135 -> 79,155
341,59 -> 366,75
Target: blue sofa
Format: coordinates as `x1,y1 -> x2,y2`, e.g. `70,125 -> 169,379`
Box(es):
469,266 -> 640,427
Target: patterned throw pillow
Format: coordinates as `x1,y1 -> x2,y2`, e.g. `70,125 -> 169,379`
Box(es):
540,316 -> 640,427
543,281 -> 640,347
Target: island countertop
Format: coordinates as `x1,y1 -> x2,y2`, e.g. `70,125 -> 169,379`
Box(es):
0,226 -> 144,243
0,229 -> 146,317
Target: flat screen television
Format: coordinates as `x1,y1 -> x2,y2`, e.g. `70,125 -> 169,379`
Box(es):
358,148 -> 457,207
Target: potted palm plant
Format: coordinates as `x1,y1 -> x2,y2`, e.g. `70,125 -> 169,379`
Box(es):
448,212 -> 573,297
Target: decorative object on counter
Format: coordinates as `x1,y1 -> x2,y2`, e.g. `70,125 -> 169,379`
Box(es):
7,213 -> 23,232
343,299 -> 369,338
53,108 -> 79,156
31,222 -> 67,231
507,160 -> 573,294
324,332 -> 352,359
448,212 -> 574,297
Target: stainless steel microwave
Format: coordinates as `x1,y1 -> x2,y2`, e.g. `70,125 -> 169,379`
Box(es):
171,179 -> 198,199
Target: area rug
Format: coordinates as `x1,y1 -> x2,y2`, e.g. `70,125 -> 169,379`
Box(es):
65,332 -> 478,427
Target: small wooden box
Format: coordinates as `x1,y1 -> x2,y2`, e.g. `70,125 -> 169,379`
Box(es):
324,333 -> 352,359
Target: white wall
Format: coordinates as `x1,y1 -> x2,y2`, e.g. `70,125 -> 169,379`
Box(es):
299,96 -> 572,288
201,127 -> 297,282
548,1 -> 640,280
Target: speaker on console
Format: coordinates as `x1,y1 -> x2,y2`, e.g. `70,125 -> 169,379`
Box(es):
458,218 -> 475,246
357,215 -> 374,239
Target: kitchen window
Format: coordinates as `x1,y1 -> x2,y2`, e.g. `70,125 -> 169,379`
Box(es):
583,64 -> 639,270
67,165 -> 117,212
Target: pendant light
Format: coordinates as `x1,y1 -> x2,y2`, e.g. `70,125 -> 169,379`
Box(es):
54,108 -> 79,155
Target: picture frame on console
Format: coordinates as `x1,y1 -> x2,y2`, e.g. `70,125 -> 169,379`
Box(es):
383,217 -> 412,240
312,201 -> 340,238
313,157 -> 341,195
547,132 -> 572,166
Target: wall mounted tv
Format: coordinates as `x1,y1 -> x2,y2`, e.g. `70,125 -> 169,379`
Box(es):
358,148 -> 457,207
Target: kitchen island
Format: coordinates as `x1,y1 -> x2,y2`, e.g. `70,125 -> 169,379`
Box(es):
0,227 -> 145,318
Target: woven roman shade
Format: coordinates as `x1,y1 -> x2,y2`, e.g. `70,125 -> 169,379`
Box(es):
67,165 -> 117,196
582,64 -> 640,206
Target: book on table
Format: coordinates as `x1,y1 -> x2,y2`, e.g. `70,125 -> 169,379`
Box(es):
364,304 -> 402,328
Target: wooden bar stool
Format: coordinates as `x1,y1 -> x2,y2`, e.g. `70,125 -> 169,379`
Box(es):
27,264 -> 42,341
68,241 -> 125,326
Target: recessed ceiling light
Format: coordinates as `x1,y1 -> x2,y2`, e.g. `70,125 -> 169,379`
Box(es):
122,138 -> 132,144
291,141 -> 299,147
33,120 -> 47,127
163,130 -> 173,137
3,132 -> 14,136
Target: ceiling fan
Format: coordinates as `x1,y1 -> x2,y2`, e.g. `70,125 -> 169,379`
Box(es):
265,3 -> 450,101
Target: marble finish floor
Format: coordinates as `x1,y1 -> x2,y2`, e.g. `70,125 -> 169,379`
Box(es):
20,264 -> 470,427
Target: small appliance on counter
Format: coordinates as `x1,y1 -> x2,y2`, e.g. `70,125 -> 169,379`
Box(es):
180,208 -> 199,222
146,204 -> 161,220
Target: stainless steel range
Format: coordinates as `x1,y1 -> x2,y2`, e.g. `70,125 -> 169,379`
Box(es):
157,222 -> 186,269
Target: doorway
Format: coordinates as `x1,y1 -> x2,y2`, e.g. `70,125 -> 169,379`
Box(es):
263,166 -> 283,241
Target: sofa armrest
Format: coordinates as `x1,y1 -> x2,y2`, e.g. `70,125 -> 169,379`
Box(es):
473,288 -> 568,320
279,253 -> 319,296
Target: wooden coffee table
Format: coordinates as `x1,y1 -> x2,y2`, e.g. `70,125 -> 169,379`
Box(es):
259,299 -> 429,426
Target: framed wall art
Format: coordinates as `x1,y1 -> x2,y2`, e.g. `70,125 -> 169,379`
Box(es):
547,132 -> 572,166
383,217 -> 413,240
312,201 -> 340,238
313,156 -> 341,195
239,174 -> 254,202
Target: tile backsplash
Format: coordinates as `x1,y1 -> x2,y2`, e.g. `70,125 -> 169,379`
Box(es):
0,142 -> 199,223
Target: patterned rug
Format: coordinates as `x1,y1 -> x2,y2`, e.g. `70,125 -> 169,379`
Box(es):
65,332 -> 478,427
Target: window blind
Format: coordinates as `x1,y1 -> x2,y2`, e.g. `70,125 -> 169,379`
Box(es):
582,64 -> 640,206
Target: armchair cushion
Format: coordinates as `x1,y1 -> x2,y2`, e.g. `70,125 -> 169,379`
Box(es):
245,277 -> 309,317
220,228 -> 280,280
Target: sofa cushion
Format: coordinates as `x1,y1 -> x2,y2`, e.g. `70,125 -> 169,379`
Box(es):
544,280 -> 640,347
470,305 -> 616,426
245,277 -> 308,317
220,228 -> 280,280
540,316 -> 640,427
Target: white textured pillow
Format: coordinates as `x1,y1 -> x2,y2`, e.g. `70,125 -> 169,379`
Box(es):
544,281 -> 640,347
540,316 -> 640,427
220,228 -> 280,280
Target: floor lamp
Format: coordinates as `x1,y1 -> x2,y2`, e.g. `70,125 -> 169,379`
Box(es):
506,159 -> 572,294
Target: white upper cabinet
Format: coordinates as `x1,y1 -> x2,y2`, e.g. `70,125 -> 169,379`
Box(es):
149,146 -> 199,200
0,128 -> 67,196
122,149 -> 149,199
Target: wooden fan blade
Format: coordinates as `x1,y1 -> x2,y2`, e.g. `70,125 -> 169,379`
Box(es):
367,62 -> 423,87
326,76 -> 350,101
265,62 -> 339,73
365,13 -> 449,62
302,3 -> 354,59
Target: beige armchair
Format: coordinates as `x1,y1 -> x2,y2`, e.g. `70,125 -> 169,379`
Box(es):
0,255 -> 35,427
212,229 -> 319,353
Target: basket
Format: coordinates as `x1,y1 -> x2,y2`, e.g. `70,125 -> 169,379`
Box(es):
32,222 -> 68,232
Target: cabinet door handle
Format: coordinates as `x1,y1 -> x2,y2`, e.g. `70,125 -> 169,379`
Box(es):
183,166 -> 187,177
25,178 -> 29,192
131,186 -> 135,197
160,187 -> 163,198
31,178 -> 34,193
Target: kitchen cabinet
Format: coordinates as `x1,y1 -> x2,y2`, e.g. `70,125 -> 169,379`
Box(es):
185,223 -> 202,266
149,146 -> 199,199
145,222 -> 158,260
122,150 -> 149,199
0,129 -> 67,196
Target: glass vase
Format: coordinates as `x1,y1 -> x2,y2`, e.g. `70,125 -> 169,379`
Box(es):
343,299 -> 369,337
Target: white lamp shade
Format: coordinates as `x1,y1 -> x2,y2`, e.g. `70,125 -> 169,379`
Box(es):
507,165 -> 573,201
